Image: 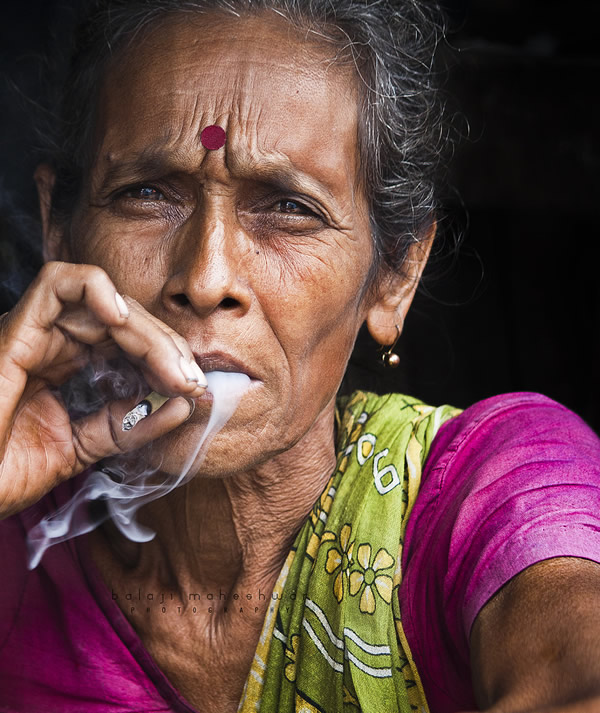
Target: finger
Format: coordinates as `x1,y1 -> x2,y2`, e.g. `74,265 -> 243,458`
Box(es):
0,262 -> 128,377
0,262 -> 130,444
9,261 -> 127,336
1,261 -> 208,438
71,395 -> 195,470
54,296 -> 206,396
125,300 -> 193,360
40,283 -> 207,397
4,262 -> 205,397
107,297 -> 207,398
55,305 -> 112,346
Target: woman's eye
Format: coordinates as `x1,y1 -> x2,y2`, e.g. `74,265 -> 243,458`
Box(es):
122,186 -> 166,201
275,199 -> 314,215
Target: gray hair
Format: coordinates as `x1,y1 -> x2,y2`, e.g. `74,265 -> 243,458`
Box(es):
45,0 -> 447,280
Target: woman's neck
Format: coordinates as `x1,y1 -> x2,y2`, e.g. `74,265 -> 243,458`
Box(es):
95,401 -> 338,599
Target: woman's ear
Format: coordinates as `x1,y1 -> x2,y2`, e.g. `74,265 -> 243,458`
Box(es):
34,163 -> 69,262
366,225 -> 435,346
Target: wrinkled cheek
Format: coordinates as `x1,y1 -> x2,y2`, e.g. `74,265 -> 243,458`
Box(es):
270,276 -> 366,401
304,269 -> 367,339
71,220 -> 171,299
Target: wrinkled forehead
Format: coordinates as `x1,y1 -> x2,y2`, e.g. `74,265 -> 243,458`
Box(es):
92,13 -> 363,195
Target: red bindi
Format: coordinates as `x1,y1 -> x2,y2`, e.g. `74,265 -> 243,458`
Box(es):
200,125 -> 226,150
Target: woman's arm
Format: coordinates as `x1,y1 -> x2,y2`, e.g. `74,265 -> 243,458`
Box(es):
469,557 -> 600,712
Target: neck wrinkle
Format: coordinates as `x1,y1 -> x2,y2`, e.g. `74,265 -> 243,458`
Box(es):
107,398 -> 338,599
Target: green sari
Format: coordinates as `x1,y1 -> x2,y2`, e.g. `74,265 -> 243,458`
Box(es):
238,392 -> 460,713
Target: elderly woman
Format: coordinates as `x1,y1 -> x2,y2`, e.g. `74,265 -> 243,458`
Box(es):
1,1 -> 599,712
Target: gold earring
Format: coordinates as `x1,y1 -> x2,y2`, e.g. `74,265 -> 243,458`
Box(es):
381,325 -> 401,368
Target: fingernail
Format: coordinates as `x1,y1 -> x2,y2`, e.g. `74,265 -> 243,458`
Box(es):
115,293 -> 129,318
190,360 -> 208,387
179,355 -> 199,383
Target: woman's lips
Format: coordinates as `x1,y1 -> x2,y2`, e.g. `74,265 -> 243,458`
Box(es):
191,352 -> 259,405
194,352 -> 259,381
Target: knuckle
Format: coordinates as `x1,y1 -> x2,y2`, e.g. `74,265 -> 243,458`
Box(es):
72,428 -> 107,465
85,265 -> 112,291
171,332 -> 190,353
140,331 -> 173,363
107,415 -> 127,455
38,261 -> 62,283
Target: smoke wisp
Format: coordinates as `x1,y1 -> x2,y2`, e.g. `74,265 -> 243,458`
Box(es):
27,367 -> 250,569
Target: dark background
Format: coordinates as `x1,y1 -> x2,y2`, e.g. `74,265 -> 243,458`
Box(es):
1,0 -> 599,431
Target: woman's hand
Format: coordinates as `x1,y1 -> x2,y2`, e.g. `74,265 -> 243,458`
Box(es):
0,261 -> 207,520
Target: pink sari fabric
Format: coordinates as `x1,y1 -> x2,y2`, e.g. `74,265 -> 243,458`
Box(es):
1,392 -> 599,712
401,392 -> 600,711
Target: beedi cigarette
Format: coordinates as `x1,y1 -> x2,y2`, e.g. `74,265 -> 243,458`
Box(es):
122,392 -> 170,431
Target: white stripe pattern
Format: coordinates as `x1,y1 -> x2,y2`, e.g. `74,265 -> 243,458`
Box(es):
345,649 -> 392,678
301,613 -> 394,679
303,597 -> 393,681
254,653 -> 266,670
302,618 -> 344,673
304,598 -> 343,649
259,560 -> 290,645
273,628 -> 287,644
343,627 -> 391,656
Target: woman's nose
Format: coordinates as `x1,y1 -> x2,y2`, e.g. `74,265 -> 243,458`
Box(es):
161,212 -> 251,318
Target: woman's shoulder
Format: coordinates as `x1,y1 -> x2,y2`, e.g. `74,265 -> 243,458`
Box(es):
410,390 -> 600,583
425,390 -> 599,481
438,389 -> 596,438
340,388 -> 599,466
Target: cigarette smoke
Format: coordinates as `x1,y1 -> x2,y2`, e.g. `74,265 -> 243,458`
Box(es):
26,366 -> 250,569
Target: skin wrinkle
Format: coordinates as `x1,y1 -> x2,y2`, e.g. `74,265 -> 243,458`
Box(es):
99,91 -> 353,237
93,143 -> 353,231
80,13 -> 366,472
90,19 -> 360,230
46,1 -> 445,283
36,14 -> 433,710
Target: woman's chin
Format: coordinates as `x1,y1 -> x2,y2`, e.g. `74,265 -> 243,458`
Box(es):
140,421 -> 253,480
136,386 -> 301,479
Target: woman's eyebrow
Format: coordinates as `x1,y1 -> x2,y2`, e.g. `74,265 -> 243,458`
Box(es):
228,151 -> 338,205
94,144 -> 339,207
93,147 -> 188,194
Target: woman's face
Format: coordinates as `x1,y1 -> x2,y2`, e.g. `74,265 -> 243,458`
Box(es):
62,15 -> 379,475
